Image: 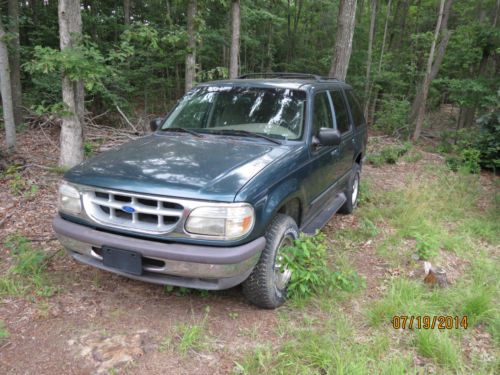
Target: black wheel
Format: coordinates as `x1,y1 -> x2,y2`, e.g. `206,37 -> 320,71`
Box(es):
338,164 -> 361,214
242,214 -> 299,309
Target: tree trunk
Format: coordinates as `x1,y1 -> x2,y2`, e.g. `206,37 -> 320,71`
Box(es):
58,0 -> 85,167
389,0 -> 409,51
0,17 -> 16,152
185,0 -> 196,92
364,0 -> 377,117
124,0 -> 131,25
7,0 -> 23,127
412,0 -> 452,141
329,0 -> 358,80
410,0 -> 453,124
229,0 -> 240,79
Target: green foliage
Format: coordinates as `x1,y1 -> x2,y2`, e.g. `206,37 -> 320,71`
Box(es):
415,234 -> 439,260
1,234 -> 54,298
281,233 -> 363,300
475,112 -> 500,170
374,98 -> 411,136
367,143 -> 411,166
0,321 -> 9,341
169,306 -> 211,355
445,148 -> 481,174
414,330 -> 462,370
1,165 -> 39,198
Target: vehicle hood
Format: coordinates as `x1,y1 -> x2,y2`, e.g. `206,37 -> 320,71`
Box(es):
65,133 -> 292,201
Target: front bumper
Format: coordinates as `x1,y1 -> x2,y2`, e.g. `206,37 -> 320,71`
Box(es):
52,215 -> 265,290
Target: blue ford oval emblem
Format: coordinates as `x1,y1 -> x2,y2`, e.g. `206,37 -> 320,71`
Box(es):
122,206 -> 135,213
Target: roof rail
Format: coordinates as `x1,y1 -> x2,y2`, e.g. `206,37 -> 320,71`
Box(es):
238,72 -> 343,82
238,72 -> 323,80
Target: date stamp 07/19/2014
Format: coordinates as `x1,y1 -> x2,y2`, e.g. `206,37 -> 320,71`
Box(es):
392,315 -> 468,330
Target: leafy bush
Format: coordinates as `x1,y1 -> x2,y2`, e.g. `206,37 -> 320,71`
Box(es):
475,112 -> 500,170
445,148 -> 481,174
281,233 -> 364,299
415,234 -> 439,260
374,98 -> 411,136
367,143 -> 411,166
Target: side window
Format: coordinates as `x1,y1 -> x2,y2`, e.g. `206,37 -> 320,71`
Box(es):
345,90 -> 365,127
312,92 -> 334,136
330,90 -> 350,134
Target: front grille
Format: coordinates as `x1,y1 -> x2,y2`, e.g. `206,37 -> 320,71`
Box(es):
82,189 -> 184,234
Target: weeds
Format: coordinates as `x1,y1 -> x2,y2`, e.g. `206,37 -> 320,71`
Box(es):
160,306 -> 211,355
0,321 -> 9,341
1,234 -> 54,297
367,143 -> 411,166
1,165 -> 39,197
281,232 -> 364,300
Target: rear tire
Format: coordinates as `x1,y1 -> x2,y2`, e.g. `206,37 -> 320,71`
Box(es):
243,214 -> 298,309
338,164 -> 361,214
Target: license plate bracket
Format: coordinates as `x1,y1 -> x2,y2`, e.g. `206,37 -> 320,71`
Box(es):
102,247 -> 142,275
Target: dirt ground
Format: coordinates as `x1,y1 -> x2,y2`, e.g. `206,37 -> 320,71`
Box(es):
0,128 -> 495,374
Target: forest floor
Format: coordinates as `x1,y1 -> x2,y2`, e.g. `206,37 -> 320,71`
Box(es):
0,127 -> 498,374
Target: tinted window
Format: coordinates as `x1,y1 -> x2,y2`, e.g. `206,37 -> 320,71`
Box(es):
345,90 -> 365,127
330,90 -> 350,134
312,92 -> 334,136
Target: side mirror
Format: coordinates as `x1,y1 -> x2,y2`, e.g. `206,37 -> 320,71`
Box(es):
149,117 -> 164,132
317,128 -> 341,146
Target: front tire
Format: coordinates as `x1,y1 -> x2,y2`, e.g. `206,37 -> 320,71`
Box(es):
243,214 -> 298,309
338,164 -> 361,214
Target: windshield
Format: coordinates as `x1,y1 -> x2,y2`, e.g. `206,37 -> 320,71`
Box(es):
161,86 -> 306,140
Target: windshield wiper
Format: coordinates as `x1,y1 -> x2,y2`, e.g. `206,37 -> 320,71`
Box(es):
161,127 -> 203,137
210,129 -> 281,145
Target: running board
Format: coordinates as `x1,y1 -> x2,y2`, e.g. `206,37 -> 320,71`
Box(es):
300,193 -> 347,235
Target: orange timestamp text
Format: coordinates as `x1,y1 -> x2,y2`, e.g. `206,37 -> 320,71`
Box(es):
392,315 -> 468,330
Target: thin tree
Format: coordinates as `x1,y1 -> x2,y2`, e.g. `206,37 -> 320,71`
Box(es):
58,0 -> 85,167
0,16 -> 16,152
229,0 -> 241,79
124,0 -> 131,25
364,0 -> 377,117
185,0 -> 197,91
412,0 -> 453,141
7,0 -> 23,127
329,0 -> 358,80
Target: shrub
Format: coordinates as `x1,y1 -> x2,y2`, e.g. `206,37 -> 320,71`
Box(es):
281,233 -> 364,299
374,98 -> 411,136
475,112 -> 500,170
367,143 -> 411,166
446,148 -> 481,174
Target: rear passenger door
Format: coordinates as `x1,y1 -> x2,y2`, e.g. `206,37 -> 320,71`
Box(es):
329,89 -> 355,180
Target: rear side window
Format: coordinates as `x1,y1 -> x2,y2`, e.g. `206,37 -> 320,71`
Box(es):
329,90 -> 350,134
345,90 -> 365,127
312,92 -> 334,136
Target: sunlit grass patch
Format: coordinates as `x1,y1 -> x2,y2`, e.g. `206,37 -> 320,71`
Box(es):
234,310 -> 416,375
414,330 -> 463,370
159,306 -> 211,355
0,234 -> 55,298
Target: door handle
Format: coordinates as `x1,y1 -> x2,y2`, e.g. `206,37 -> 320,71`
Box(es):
351,138 -> 355,144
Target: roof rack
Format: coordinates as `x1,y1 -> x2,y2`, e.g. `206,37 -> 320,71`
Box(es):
238,72 -> 342,82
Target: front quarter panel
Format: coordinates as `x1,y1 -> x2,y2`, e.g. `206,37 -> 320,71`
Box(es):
235,144 -> 310,238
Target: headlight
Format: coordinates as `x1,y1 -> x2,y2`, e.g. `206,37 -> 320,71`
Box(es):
185,204 -> 254,240
58,181 -> 82,215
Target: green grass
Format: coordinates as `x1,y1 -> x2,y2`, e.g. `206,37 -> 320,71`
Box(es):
0,234 -> 55,298
235,311 -> 416,374
161,306 -> 211,355
414,330 -> 463,370
236,166 -> 498,374
0,320 -> 9,340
